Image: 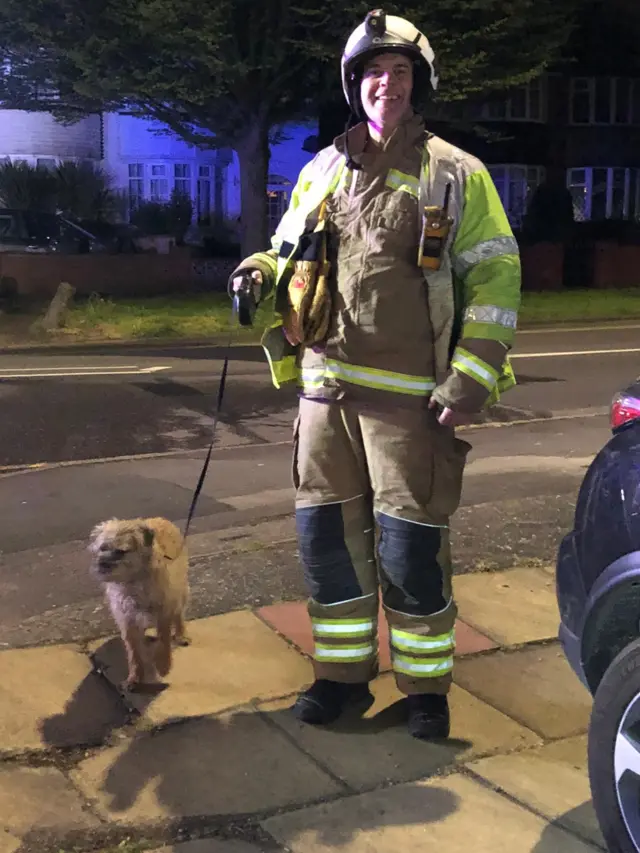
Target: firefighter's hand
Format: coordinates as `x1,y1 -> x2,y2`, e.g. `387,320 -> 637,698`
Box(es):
231,270 -> 263,304
428,397 -> 474,427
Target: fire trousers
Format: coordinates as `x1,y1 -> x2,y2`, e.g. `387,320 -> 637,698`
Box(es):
292,397 -> 471,695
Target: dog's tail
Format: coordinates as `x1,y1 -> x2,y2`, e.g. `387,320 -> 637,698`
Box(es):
155,618 -> 173,677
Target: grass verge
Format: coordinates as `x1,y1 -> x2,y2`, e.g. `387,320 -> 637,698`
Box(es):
57,292 -> 267,343
4,287 -> 640,346
519,288 -> 640,325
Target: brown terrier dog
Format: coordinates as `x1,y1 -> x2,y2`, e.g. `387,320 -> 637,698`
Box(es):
89,516 -> 190,691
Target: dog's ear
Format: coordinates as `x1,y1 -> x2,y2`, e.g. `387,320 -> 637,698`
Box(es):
141,526 -> 155,548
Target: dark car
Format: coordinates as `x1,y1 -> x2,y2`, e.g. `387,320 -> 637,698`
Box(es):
556,377 -> 640,851
0,209 -> 138,254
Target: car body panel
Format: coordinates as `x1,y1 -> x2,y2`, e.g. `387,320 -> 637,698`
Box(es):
556,379 -> 640,690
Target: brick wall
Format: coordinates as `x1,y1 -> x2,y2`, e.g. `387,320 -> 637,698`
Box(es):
2,242 -> 638,298
0,250 -> 237,298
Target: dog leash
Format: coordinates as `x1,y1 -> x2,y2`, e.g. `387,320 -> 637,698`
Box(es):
182,301 -> 238,540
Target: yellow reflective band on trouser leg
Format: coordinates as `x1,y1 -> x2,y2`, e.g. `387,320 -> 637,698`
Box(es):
390,627 -> 455,654
390,627 -> 455,679
308,594 -> 379,684
385,597 -> 457,696
392,654 -> 454,677
312,616 -> 378,663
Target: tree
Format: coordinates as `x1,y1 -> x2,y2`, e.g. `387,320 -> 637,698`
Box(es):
0,0 -> 582,256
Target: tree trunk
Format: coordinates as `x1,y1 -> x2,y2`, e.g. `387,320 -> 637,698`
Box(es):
236,121 -> 270,260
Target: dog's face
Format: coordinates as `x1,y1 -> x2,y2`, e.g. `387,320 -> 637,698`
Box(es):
88,519 -> 155,583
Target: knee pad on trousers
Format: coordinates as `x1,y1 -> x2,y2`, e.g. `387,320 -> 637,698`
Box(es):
377,512 -> 447,615
296,504 -> 363,605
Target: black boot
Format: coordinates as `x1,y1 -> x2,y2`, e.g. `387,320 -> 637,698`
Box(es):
291,679 -> 372,725
407,693 -> 450,740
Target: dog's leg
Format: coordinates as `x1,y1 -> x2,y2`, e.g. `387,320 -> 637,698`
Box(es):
155,616 -> 173,677
122,622 -> 147,690
173,610 -> 191,647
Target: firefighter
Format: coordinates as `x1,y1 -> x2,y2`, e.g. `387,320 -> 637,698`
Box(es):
230,9 -> 521,739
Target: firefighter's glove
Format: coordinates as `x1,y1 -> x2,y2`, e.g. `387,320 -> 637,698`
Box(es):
229,269 -> 263,327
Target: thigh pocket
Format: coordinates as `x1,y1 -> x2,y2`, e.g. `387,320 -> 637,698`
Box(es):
430,434 -> 472,522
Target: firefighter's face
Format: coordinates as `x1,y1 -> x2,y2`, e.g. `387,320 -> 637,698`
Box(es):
360,52 -> 413,134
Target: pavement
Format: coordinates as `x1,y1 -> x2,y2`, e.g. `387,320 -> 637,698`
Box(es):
0,534 -> 600,853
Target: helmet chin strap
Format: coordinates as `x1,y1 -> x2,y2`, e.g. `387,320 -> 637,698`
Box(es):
343,110 -> 364,171
344,81 -> 367,171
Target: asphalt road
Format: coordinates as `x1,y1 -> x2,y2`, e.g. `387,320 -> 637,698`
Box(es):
0,322 -> 638,469
0,321 -> 635,647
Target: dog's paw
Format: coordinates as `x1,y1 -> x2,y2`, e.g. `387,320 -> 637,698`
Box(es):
174,633 -> 192,647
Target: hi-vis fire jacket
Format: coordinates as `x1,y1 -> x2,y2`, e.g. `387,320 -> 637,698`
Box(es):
232,113 -> 521,412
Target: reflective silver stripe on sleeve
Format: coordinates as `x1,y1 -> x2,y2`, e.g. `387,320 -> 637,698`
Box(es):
463,305 -> 518,330
453,236 -> 519,277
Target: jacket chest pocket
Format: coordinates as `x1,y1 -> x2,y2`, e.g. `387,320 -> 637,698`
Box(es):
373,191 -> 418,235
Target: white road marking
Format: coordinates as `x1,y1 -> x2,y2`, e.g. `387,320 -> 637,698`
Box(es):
0,365 -> 172,379
512,347 -> 640,359
519,322 -> 640,335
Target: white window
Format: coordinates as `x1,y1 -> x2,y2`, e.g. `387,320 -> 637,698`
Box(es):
570,78 -> 640,125
128,163 -> 144,210
567,167 -> 640,220
481,78 -> 545,122
267,189 -> 289,233
149,164 -> 169,201
174,163 -> 191,197
197,165 -> 211,222
488,164 -> 545,227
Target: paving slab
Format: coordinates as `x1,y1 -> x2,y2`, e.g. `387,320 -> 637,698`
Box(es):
0,832 -> 19,853
469,736 -> 604,849
258,602 -> 497,671
454,644 -> 592,739
0,765 -> 99,833
0,644 -> 126,751
72,707 -> 341,824
151,841 -> 266,853
258,673 -> 540,791
261,772 -> 597,852
90,610 -> 312,725
453,567 -> 559,646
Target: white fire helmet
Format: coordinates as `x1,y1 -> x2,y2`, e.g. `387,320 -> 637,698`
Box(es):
341,9 -> 439,117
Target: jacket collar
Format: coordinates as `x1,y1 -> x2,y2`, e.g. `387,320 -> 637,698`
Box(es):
333,111 -> 426,164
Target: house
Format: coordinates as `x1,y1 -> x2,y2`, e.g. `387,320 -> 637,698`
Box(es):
0,108 -> 318,231
316,70 -> 640,231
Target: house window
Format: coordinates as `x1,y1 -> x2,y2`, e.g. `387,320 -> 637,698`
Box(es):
128,163 -> 144,211
487,164 -> 545,227
36,158 -> 56,171
481,78 -> 545,123
174,163 -> 191,198
567,167 -> 640,220
197,165 -> 211,223
150,164 -> 169,201
570,78 -> 640,125
267,189 -> 289,233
